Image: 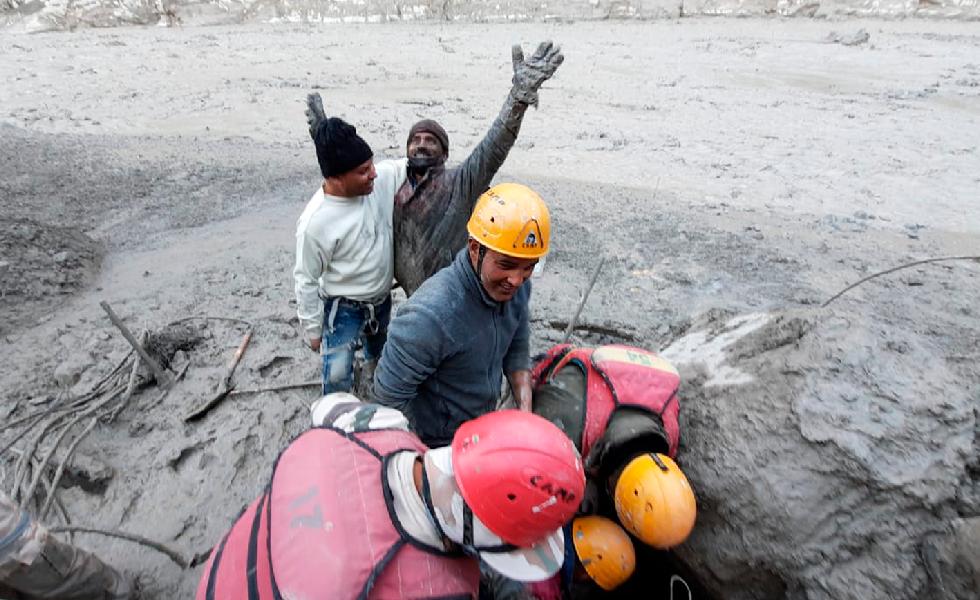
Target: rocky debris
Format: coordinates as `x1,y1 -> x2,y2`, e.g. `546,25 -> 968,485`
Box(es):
0,217 -> 103,336
826,28 -> 871,46
916,516 -> 980,600
662,307 -> 978,600
144,323 -> 208,371
53,355 -> 94,389
3,1 -> 978,31
56,449 -> 114,494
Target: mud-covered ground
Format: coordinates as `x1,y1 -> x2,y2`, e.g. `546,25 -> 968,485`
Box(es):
1,19 -> 978,598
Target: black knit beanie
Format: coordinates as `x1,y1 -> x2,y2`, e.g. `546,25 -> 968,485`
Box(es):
406,119 -> 450,157
313,117 -> 374,178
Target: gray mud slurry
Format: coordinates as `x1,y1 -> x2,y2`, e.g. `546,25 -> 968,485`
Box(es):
1,19 -> 978,599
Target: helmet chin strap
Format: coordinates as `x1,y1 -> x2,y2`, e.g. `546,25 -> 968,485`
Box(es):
471,244 -> 500,302
474,245 -> 488,283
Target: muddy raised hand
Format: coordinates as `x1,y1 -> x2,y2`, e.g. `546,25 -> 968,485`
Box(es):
305,92 -> 327,139
510,41 -> 564,107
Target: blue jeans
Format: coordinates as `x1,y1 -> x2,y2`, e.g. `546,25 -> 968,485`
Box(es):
321,296 -> 391,395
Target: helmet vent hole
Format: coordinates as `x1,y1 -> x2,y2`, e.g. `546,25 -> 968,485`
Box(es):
633,490 -> 639,496
490,217 -> 495,223
597,554 -> 603,560
507,493 -> 517,501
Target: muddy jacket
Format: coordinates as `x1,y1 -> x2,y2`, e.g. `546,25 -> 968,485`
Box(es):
393,92 -> 532,297
374,249 -> 531,447
0,491 -> 131,600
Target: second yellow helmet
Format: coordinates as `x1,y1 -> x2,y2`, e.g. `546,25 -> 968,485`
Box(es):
466,183 -> 551,259
572,515 -> 636,591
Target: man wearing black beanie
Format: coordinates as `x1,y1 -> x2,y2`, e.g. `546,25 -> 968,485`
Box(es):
312,117 -> 375,183
306,40 -> 564,298
293,115 -> 407,396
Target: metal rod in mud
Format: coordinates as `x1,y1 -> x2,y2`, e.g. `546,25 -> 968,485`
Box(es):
227,380 -> 321,396
50,525 -> 188,569
821,255 -> 980,308
99,301 -> 172,389
561,256 -> 606,345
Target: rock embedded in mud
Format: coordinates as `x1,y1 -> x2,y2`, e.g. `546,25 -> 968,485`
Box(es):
59,450 -> 115,495
662,307 -> 977,600
53,352 -> 97,389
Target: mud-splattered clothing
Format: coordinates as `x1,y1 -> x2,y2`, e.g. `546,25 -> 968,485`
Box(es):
0,491 -> 131,599
393,93 -> 534,297
374,249 -> 531,447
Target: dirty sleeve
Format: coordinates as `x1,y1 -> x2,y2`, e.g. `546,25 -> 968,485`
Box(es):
373,302 -> 447,413
0,491 -> 131,599
448,91 -> 530,219
0,492 -> 43,579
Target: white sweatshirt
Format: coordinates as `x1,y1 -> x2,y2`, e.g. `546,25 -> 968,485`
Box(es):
293,158 -> 407,338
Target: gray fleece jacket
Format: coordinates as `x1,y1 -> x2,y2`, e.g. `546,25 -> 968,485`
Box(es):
373,249 -> 531,447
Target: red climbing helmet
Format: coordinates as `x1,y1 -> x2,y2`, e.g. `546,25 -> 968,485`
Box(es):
451,410 -> 585,547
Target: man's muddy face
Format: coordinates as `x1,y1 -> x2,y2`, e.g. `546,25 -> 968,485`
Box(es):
469,242 -> 537,303
334,158 -> 377,196
407,131 -> 445,160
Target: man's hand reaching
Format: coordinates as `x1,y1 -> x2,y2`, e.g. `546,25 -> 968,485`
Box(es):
507,369 -> 534,412
306,92 -> 327,140
510,41 -> 564,107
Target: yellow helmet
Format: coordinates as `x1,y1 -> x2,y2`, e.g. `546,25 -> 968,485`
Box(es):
613,453 -> 697,549
571,516 -> 636,591
466,183 -> 551,259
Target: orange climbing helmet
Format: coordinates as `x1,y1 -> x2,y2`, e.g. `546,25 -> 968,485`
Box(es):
613,453 -> 697,549
571,516 -> 636,591
466,183 -> 551,259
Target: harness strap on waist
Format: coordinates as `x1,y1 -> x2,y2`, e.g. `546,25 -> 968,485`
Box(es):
322,296 -> 385,336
